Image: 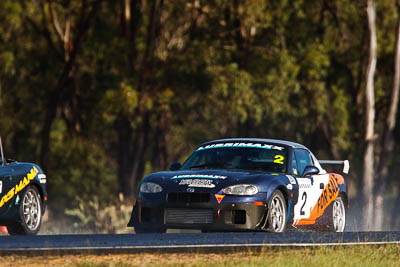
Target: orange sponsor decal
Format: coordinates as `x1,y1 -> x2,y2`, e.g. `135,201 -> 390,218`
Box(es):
215,194 -> 225,204
295,174 -> 344,226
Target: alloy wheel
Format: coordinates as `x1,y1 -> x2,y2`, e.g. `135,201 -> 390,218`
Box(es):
270,195 -> 285,232
22,189 -> 41,231
332,197 -> 346,232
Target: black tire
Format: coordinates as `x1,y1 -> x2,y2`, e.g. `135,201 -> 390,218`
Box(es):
326,195 -> 346,232
266,190 -> 287,232
134,227 -> 166,234
7,186 -> 42,235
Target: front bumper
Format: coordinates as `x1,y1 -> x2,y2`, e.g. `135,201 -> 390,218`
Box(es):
128,195 -> 267,231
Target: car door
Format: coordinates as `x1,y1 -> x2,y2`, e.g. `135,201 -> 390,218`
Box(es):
0,163 -> 15,214
292,149 -> 330,226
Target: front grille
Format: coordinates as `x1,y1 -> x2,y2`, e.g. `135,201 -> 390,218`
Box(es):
167,192 -> 210,203
166,209 -> 214,224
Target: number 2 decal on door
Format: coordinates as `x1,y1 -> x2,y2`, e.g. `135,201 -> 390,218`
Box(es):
293,174 -> 332,226
300,192 -> 307,215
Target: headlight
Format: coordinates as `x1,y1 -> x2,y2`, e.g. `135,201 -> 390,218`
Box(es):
222,184 -> 259,195
140,182 -> 162,193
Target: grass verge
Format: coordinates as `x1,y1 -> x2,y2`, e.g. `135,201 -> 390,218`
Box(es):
1,244 -> 400,267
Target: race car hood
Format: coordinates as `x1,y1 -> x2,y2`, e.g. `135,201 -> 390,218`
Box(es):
142,169 -> 289,193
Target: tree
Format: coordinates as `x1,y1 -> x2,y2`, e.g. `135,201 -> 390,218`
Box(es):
374,1 -> 400,230
2,0 -> 400,232
362,0 -> 377,230
36,0 -> 101,173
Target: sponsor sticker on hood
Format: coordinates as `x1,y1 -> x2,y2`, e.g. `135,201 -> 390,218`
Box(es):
171,174 -> 227,180
179,179 -> 215,188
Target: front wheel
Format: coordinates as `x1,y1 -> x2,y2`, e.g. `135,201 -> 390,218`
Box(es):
265,190 -> 287,232
7,186 -> 42,235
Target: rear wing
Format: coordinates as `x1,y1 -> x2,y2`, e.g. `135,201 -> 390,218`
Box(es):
0,136 -> 4,166
319,160 -> 350,174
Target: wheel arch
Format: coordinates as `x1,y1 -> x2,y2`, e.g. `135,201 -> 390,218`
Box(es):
339,191 -> 349,209
275,185 -> 290,205
265,182 -> 291,204
30,182 -> 44,201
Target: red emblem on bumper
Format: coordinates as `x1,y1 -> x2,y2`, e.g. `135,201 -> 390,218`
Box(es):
215,194 -> 225,204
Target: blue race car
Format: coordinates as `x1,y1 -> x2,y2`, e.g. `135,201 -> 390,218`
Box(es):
0,137 -> 47,235
128,138 -> 349,233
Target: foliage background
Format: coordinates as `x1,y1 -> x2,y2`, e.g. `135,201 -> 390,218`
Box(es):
0,0 -> 399,233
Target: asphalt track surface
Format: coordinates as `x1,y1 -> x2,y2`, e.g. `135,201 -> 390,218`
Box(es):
0,231 -> 400,255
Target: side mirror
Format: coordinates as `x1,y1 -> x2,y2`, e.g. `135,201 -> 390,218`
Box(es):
169,162 -> 182,171
302,165 -> 319,177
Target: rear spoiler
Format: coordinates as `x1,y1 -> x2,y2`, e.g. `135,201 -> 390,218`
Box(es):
319,160 -> 350,174
0,136 -> 4,166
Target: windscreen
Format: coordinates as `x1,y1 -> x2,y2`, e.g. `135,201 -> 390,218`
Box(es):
181,142 -> 288,173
